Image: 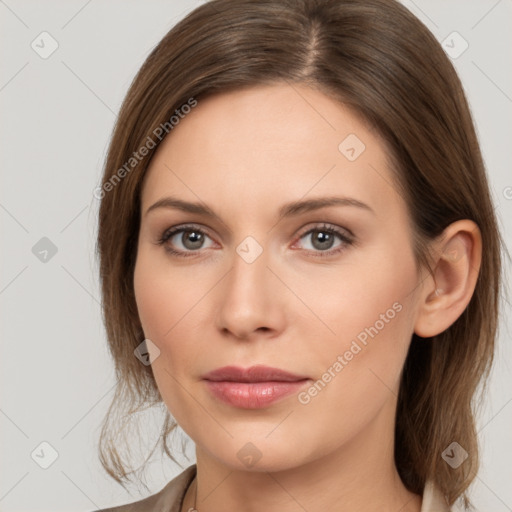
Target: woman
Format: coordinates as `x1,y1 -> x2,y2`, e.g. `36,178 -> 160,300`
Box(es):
93,0 -> 504,510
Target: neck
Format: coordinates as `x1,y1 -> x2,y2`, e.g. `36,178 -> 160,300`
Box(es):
181,400 -> 421,512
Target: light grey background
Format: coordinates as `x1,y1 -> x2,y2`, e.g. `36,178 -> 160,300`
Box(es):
0,1 -> 511,511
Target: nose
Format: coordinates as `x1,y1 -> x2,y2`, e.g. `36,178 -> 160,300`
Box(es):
215,241 -> 286,341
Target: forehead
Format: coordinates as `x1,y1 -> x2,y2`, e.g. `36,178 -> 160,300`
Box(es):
161,83 -> 376,155
140,83 -> 402,221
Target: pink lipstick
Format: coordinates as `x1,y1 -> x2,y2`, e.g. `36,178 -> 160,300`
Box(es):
202,365 -> 311,409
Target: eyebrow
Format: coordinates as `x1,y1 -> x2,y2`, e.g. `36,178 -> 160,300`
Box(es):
145,195 -> 374,221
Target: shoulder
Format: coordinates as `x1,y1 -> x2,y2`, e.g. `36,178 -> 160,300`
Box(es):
421,479 -> 453,512
90,464 -> 197,512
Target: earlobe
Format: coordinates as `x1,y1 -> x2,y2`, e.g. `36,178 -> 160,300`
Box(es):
414,220 -> 482,339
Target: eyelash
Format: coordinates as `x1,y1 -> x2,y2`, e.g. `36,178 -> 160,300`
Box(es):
155,223 -> 354,259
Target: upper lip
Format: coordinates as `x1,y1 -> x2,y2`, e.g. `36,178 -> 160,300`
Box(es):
202,365 -> 309,383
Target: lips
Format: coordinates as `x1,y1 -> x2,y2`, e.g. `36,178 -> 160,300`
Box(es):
202,365 -> 311,409
201,365 -> 309,383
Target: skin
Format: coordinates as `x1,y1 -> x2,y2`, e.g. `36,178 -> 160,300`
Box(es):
133,83 -> 482,512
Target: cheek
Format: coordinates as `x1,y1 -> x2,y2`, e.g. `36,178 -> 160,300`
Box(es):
301,246 -> 415,342
296,288 -> 414,439
300,246 -> 417,393
134,247 -> 204,340
133,259 -> 168,340
133,249 -> 209,384
133,252 -> 197,419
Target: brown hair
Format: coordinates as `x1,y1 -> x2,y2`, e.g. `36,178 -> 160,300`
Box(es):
96,0 -> 507,507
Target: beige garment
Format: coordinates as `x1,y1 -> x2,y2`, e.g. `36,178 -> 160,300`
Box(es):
91,464 -> 451,512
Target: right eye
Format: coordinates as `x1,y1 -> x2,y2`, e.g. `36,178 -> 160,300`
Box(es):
157,224 -> 216,257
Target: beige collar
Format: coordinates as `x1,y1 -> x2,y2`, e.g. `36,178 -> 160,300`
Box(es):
421,479 -> 451,511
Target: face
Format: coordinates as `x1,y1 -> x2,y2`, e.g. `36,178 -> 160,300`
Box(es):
134,83 -> 426,472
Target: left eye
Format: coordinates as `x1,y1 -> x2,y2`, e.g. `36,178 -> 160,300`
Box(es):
294,224 -> 353,255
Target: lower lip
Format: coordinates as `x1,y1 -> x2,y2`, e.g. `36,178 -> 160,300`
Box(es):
204,380 -> 310,409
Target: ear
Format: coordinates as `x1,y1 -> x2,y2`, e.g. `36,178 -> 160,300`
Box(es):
414,220 -> 482,338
